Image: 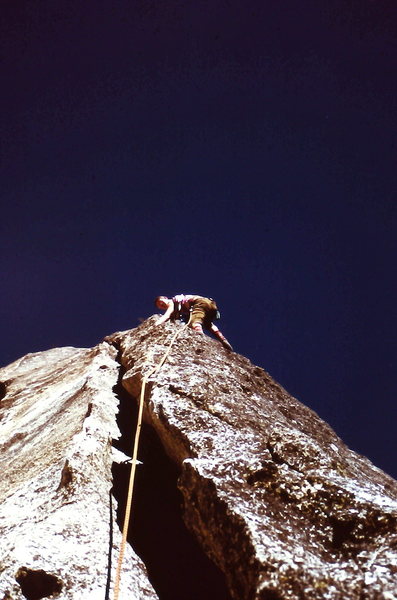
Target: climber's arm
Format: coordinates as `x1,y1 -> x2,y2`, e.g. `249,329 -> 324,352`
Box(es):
155,299 -> 174,326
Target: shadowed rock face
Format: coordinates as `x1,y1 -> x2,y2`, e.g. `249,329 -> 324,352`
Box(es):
1,317 -> 397,600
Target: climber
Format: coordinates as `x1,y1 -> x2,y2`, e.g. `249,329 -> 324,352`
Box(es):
154,294 -> 233,351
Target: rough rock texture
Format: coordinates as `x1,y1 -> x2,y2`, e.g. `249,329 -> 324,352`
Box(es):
1,316 -> 397,600
0,343 -> 157,600
109,317 -> 397,600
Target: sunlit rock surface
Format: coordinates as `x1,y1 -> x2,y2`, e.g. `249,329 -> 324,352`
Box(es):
109,317 -> 397,600
1,316 -> 397,600
0,343 -> 157,600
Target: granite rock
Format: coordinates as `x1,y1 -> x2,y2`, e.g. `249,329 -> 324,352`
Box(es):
109,317 -> 397,600
1,316 -> 397,600
0,343 -> 157,600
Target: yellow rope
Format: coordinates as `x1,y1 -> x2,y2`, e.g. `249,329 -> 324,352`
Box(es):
113,323 -> 187,600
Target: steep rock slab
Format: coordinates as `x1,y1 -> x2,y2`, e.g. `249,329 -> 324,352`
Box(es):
0,343 -> 157,600
110,317 -> 397,600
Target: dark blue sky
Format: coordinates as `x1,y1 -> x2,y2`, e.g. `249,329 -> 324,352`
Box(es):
1,1 -> 396,478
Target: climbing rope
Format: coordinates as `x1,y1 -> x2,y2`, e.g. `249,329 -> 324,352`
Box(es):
113,322 -> 188,600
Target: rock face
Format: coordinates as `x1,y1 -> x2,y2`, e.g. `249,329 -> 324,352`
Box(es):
1,316 -> 397,600
0,343 -> 157,600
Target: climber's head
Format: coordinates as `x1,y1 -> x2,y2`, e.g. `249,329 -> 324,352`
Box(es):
155,296 -> 170,311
